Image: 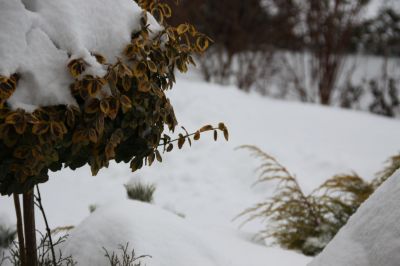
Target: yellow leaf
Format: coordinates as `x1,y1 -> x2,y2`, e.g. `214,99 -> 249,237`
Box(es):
120,95 -> 132,109
161,4 -> 172,18
155,150 -> 162,162
223,129 -> 229,141
88,128 -> 98,143
68,59 -> 87,78
32,122 -> 49,135
100,99 -> 110,114
194,131 -> 200,140
92,53 -> 107,64
14,121 -> 27,135
199,125 -> 213,132
196,37 -> 209,52
178,134 -> 185,149
5,112 -> 21,125
122,76 -> 132,91
177,24 -> 189,35
147,60 -> 158,73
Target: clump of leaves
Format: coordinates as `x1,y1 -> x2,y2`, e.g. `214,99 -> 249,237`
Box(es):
125,181 -> 156,203
103,243 -> 149,266
236,145 -> 398,256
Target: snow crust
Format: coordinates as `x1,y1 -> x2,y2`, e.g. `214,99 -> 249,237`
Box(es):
0,0 -> 161,111
309,170 -> 400,266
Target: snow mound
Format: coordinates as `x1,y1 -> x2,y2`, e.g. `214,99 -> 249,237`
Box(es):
62,200 -> 229,266
0,0 -> 161,111
309,170 -> 400,266
63,200 -> 310,266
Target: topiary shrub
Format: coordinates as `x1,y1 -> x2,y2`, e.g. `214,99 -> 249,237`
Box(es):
0,0 -> 226,264
236,145 -> 398,256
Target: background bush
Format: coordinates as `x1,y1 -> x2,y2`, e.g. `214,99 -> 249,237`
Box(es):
0,224 -> 15,250
166,0 -> 400,115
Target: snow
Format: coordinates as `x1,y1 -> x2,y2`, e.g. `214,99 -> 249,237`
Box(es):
0,0 -> 161,111
1,77 -> 399,265
62,200 -> 311,266
365,0 -> 400,19
309,170 -> 400,266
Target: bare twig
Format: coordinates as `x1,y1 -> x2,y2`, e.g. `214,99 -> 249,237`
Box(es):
34,185 -> 57,266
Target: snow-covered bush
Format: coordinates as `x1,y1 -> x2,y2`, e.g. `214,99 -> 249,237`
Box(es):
0,0 -> 210,196
236,146 -> 398,256
0,0 -> 222,263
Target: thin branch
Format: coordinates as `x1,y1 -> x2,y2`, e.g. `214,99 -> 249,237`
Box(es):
34,185 -> 57,266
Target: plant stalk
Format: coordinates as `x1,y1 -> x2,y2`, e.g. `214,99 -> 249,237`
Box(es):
13,193 -> 26,266
23,190 -> 37,266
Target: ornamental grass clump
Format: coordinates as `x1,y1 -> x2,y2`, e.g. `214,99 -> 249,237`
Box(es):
236,145 -> 399,256
125,181 -> 156,203
0,0 -> 227,264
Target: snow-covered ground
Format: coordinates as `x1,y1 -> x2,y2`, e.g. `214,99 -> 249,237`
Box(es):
1,76 -> 400,265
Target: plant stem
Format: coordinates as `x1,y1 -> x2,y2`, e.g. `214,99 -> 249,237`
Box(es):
23,190 -> 37,266
34,185 -> 57,266
13,193 -> 26,266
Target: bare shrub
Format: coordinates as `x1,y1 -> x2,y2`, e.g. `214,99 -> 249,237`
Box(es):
6,233 -> 76,266
103,243 -> 150,266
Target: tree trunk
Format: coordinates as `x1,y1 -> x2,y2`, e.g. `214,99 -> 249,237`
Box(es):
13,193 -> 26,266
23,190 -> 37,266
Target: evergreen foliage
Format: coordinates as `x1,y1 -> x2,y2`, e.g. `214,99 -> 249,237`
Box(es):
125,181 -> 156,203
236,145 -> 398,256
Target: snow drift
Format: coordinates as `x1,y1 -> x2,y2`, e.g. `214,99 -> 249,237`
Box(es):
309,170 -> 400,266
61,200 -> 311,266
